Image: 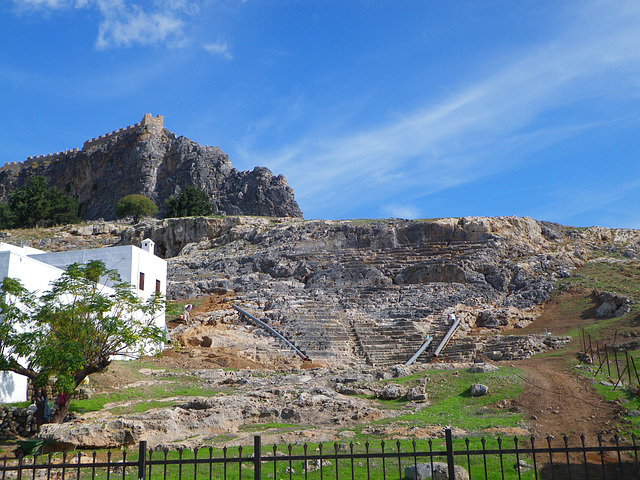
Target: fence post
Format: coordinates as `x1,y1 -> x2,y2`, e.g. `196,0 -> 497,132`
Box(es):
138,441 -> 147,480
254,436 -> 262,480
445,428 -> 456,480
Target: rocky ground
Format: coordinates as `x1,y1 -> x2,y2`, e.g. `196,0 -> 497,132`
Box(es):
36,293 -> 628,451
2,215 -> 639,453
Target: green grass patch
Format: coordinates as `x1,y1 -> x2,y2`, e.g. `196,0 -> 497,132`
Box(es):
166,296 -> 209,318
110,400 -> 178,415
71,381 -> 222,415
52,436 -> 540,480
1,401 -> 30,408
239,422 -> 301,432
573,350 -> 640,437
560,261 -> 640,300
69,360 -> 226,415
367,367 -> 524,434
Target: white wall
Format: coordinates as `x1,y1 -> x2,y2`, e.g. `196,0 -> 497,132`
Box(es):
0,371 -> 23,404
0,251 -> 66,404
30,245 -> 167,299
0,242 -> 168,404
0,244 -> 46,256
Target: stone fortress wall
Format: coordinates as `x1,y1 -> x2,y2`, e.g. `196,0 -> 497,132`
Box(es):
0,114 -> 164,173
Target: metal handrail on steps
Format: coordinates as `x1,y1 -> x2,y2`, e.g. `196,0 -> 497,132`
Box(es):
404,336 -> 433,366
232,305 -> 310,361
432,318 -> 461,358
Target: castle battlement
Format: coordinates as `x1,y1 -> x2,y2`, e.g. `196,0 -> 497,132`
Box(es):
82,114 -> 163,150
0,114 -> 164,174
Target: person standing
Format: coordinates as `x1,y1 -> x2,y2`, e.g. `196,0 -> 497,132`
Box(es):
34,389 -> 46,427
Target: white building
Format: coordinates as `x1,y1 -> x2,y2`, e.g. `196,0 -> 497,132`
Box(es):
0,240 -> 167,404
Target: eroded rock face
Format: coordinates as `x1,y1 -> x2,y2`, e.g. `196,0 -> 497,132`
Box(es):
156,216 -> 587,363
39,379 -> 390,449
7,215 -> 638,367
47,214 -> 624,365
0,123 -> 302,220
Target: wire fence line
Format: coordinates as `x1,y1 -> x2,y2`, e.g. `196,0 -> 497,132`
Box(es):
581,328 -> 640,394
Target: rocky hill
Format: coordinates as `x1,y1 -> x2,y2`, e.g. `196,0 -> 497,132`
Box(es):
3,214 -> 638,449
12,214 -> 639,367
0,114 -> 302,220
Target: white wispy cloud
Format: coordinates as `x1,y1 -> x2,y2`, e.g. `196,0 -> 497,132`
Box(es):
14,0 -> 70,8
11,0 -> 193,49
534,177 -> 640,228
95,2 -> 186,49
203,41 -> 233,60
252,1 -> 640,218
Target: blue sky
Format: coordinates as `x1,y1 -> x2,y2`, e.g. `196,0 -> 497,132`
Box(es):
2,1 -> 640,227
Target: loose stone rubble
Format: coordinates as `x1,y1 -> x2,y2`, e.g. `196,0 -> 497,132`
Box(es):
0,407 -> 37,439
3,215 -> 639,448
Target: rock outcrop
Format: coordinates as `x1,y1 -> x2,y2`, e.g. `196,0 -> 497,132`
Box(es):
5,214 -> 639,448
40,367 -> 391,449
5,215 -> 638,367
159,216 -> 584,364
0,406 -> 38,439
0,115 -> 302,220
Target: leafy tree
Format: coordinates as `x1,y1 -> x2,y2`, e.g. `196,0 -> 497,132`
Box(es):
0,202 -> 13,229
7,176 -> 79,228
164,186 -> 213,218
0,260 -> 165,422
115,194 -> 158,224
47,187 -> 81,226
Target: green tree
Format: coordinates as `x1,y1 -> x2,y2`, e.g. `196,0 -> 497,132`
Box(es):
0,260 -> 165,422
47,187 -> 81,226
115,194 -> 158,224
164,186 -> 213,218
8,176 -> 79,228
0,202 -> 14,229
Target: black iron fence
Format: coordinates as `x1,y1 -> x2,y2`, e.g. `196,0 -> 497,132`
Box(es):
1,429 -> 639,480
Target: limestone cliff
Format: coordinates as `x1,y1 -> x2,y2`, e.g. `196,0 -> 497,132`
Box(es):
8,215 -> 638,366
111,215 -> 638,365
0,115 -> 302,220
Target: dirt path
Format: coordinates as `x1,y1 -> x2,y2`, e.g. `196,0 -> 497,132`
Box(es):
503,287 -> 627,440
513,356 -> 621,439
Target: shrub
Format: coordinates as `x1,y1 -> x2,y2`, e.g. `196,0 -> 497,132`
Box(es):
164,186 -> 213,218
115,194 -> 158,223
7,176 -> 79,228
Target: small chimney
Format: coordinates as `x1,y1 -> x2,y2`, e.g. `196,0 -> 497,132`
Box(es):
141,238 -> 155,255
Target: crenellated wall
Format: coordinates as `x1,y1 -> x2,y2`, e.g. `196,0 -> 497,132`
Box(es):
0,114 -> 164,174
0,149 -> 79,173
82,114 -> 163,150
